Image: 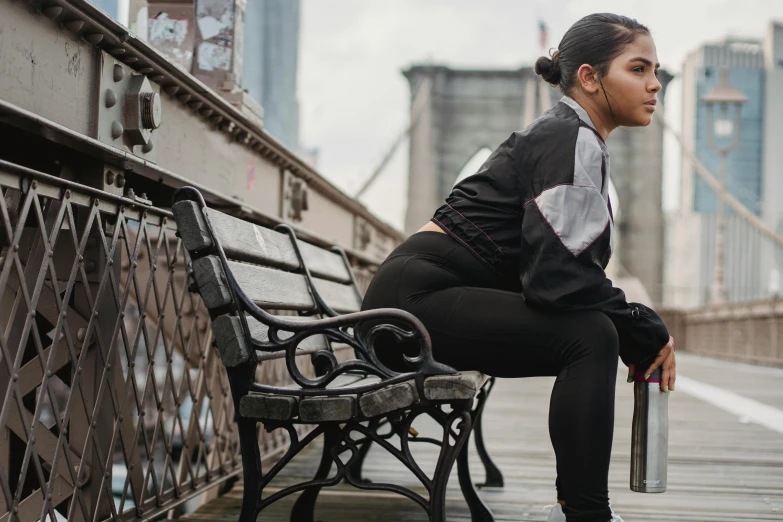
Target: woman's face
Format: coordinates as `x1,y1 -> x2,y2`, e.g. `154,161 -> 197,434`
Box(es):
599,33 -> 662,127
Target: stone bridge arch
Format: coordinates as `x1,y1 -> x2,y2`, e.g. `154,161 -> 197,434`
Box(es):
453,146 -> 494,188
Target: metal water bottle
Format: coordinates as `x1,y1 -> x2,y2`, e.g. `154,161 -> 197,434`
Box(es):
630,367 -> 668,493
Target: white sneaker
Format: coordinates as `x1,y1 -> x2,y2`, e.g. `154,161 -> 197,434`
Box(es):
608,498 -> 625,522
543,503 -> 566,522
543,502 -> 625,522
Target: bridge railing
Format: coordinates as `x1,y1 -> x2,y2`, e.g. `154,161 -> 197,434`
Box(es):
660,302 -> 783,367
0,163 -> 371,522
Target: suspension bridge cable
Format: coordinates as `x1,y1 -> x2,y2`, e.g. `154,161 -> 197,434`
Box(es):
655,101 -> 783,249
354,77 -> 433,199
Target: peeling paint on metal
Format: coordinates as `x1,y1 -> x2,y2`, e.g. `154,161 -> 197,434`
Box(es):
148,11 -> 193,69
196,15 -> 223,40
64,42 -> 83,77
197,41 -> 230,71
195,0 -> 235,72
149,12 -> 189,45
196,0 -> 234,35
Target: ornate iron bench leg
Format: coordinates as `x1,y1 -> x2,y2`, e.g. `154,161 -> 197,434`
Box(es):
430,403 -> 473,522
238,419 -> 263,522
474,378 -> 504,488
290,425 -> 340,522
345,418 -> 379,484
457,436 -> 495,522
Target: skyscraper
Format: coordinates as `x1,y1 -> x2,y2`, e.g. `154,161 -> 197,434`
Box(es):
689,40 -> 765,216
243,0 -> 301,152
666,21 -> 783,308
91,0 -> 118,19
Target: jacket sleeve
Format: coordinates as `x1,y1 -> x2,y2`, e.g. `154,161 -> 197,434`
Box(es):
519,134 -> 670,367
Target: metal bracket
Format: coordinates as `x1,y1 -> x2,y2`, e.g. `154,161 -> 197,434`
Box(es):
122,188 -> 153,207
96,58 -> 161,163
282,170 -> 309,223
124,75 -> 162,147
354,215 -> 372,251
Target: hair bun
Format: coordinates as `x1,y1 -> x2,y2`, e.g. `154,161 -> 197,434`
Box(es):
535,54 -> 562,86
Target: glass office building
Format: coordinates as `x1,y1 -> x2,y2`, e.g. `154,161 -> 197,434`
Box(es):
89,0 -> 119,21
243,0 -> 301,152
666,23 -> 783,308
691,41 -> 765,216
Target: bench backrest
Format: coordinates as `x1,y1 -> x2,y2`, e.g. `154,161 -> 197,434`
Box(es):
172,200 -> 363,367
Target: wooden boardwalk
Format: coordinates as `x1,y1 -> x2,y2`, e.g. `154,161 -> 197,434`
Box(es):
181,354 -> 783,522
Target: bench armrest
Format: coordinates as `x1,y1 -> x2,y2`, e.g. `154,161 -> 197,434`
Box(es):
231,266 -> 456,390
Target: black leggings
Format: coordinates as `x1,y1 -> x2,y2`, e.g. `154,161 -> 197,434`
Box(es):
360,231 -> 618,522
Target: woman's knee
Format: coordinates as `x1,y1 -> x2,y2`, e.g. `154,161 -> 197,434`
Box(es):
564,312 -> 619,363
591,312 -> 620,357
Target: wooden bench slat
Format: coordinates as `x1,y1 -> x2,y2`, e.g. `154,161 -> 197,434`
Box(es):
299,396 -> 356,422
423,372 -> 490,401
237,371 -> 487,422
192,256 -> 361,313
359,381 -> 419,418
239,394 -> 297,420
212,315 -> 251,367
208,209 -> 354,284
173,201 -> 352,283
239,373 -> 380,421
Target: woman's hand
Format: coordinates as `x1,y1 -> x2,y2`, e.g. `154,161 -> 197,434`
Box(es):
626,336 -> 676,392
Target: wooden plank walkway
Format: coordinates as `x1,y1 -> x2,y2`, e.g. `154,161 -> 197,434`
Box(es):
181,353 -> 783,521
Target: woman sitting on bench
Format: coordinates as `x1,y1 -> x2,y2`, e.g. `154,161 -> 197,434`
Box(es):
360,12 -> 676,522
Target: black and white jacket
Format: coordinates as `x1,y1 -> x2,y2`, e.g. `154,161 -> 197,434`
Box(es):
431,96 -> 669,366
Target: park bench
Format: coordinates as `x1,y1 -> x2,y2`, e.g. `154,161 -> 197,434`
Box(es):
171,186 -> 503,522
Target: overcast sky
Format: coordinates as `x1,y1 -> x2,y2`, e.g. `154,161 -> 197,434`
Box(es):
299,0 -> 783,231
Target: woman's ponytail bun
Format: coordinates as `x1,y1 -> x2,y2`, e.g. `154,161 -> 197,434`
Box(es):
534,51 -> 562,86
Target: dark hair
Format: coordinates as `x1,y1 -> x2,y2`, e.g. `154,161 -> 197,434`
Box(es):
535,13 -> 650,94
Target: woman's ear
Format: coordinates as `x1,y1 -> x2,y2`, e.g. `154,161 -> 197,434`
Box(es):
576,64 -> 600,95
